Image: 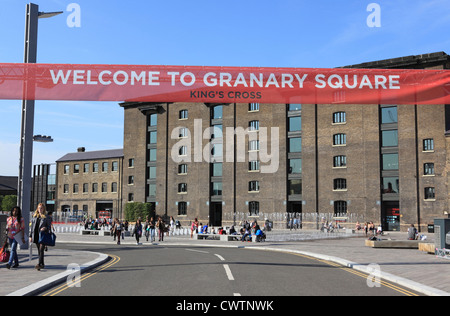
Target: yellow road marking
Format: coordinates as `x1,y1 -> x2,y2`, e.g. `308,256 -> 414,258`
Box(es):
42,254 -> 120,296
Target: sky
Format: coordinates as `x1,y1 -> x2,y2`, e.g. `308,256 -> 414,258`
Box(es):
1,0 -> 450,176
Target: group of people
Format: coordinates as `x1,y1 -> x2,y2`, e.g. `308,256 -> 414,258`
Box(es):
112,216 -> 175,245
355,221 -> 383,236
3,203 -> 53,271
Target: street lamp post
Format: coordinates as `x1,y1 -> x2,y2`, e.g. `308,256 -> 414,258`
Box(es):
18,3 -> 62,250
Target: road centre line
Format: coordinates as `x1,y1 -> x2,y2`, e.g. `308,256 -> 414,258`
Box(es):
185,248 -> 209,254
223,264 -> 235,281
215,254 -> 225,261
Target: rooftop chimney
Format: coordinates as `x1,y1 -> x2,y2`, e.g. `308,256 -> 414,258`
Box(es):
77,147 -> 85,152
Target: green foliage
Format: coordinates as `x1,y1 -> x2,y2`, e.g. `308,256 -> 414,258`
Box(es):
124,202 -> 153,222
1,195 -> 17,214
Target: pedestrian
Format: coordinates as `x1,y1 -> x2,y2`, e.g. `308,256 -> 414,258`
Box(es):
132,218 -> 143,245
29,203 -> 52,271
148,217 -> 156,242
169,216 -> 175,236
113,218 -> 122,245
5,206 -> 25,269
190,218 -> 199,238
156,217 -> 165,242
407,224 -> 418,240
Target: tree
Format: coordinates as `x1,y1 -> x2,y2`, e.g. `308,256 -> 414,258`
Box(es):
1,195 -> 17,214
124,202 -> 153,222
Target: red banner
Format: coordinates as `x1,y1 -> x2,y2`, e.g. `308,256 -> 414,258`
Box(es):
0,63 -> 449,104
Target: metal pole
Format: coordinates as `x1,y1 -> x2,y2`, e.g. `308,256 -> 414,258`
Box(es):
18,3 -> 39,250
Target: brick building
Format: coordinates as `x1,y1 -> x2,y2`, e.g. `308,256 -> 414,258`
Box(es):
117,52 -> 450,231
55,147 -> 124,220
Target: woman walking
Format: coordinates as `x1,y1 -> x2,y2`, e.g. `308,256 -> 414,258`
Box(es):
113,218 -> 122,245
132,218 -> 143,245
29,203 -> 52,270
5,206 -> 25,269
156,217 -> 165,242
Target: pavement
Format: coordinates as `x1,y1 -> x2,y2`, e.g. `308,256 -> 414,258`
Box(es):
0,229 -> 449,296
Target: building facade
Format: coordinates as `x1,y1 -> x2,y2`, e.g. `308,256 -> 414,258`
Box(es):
120,52 -> 450,232
55,147 -> 124,220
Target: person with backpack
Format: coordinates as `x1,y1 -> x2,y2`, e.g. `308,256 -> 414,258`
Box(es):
156,217 -> 165,242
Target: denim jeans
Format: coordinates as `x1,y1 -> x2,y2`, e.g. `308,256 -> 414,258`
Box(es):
150,228 -> 156,242
8,237 -> 19,266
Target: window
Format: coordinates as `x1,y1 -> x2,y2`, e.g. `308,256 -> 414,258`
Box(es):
424,187 -> 435,200
288,116 -> 301,132
149,148 -> 157,161
249,140 -> 259,151
333,112 -> 346,124
128,175 -> 134,185
73,183 -> 79,194
381,130 -> 398,147
179,109 -> 188,119
178,202 -> 187,215
179,146 -> 187,156
128,158 -> 135,168
178,183 -> 187,193
111,182 -> 118,193
178,164 -> 187,175
178,127 -> 188,138
248,160 -> 260,172
83,163 -> 89,173
424,163 -> 434,175
92,183 -> 98,193
212,105 -> 223,119
334,201 -> 347,215
102,162 -> 108,172
382,177 -> 399,193
249,103 -> 260,112
149,131 -> 157,144
249,201 -> 259,216
423,138 -> 434,151
333,178 -> 347,190
64,165 -> 69,175
381,106 -> 397,124
333,155 -> 347,167
112,161 -> 118,172
148,184 -> 156,197
73,164 -> 79,174
210,124 -> 223,139
212,163 -> 222,177
212,182 -> 222,196
249,181 -> 260,192
288,179 -> 302,195
83,183 -> 88,193
149,166 -> 157,179
93,162 -> 99,173
288,104 -> 301,111
149,114 -> 157,126
101,182 -> 107,193
63,184 -> 69,193
128,193 -> 134,202
249,120 -> 259,131
211,144 -> 223,157
289,159 -> 302,174
333,133 -> 347,146
382,154 -> 398,170
289,137 -> 302,152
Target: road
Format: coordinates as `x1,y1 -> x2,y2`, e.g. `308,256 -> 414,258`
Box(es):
41,243 -> 422,297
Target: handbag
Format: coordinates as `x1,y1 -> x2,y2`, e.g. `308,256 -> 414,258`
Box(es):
0,241 -> 10,263
38,231 -> 57,247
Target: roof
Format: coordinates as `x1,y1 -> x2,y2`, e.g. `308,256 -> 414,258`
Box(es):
0,176 -> 18,192
56,149 -> 124,163
341,51 -> 449,69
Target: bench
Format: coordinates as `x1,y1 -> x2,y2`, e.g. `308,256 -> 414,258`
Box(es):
196,233 -> 219,240
80,230 -> 100,235
220,234 -> 243,241
365,239 -> 421,249
80,229 -> 112,236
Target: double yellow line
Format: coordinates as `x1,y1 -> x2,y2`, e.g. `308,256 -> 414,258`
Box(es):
42,254 -> 120,296
287,252 -> 419,296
